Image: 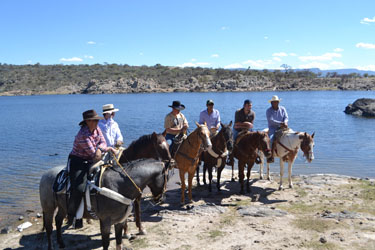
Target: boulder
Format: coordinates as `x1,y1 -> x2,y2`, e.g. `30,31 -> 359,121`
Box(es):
344,98 -> 375,117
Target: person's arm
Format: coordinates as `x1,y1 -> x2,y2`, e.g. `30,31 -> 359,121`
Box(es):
164,114 -> 183,134
266,109 -> 282,127
215,110 -> 221,130
114,123 -> 124,147
234,111 -> 253,130
283,107 -> 289,124
199,111 -> 205,125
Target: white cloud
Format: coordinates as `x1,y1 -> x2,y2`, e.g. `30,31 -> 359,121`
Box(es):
356,42 -> 375,49
243,59 -> 274,69
221,26 -> 229,30
333,48 -> 344,52
84,55 -> 94,59
273,57 -> 282,62
272,52 -> 288,57
87,41 -> 96,45
360,16 -> 375,24
224,63 -> 244,69
211,54 -> 219,58
60,57 -> 83,62
191,58 -> 197,62
356,65 -> 375,71
330,61 -> 345,67
298,53 -> 342,62
289,53 -> 297,56
264,36 -> 269,40
177,62 -> 210,67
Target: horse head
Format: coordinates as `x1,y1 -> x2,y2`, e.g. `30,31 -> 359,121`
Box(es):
147,162 -> 169,205
257,131 -> 272,158
195,122 -> 212,150
299,132 -> 315,163
220,121 -> 234,152
151,132 -> 173,163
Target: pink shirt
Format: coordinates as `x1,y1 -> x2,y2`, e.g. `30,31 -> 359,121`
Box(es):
70,126 -> 108,161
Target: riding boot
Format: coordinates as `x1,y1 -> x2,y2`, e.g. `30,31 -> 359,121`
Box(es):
267,141 -> 276,163
67,190 -> 82,227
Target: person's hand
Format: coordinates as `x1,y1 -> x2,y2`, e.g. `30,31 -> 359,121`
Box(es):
94,149 -> 102,162
109,147 -> 118,155
244,122 -> 253,129
115,141 -> 123,148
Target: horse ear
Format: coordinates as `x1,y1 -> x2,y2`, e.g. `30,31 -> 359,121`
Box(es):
162,130 -> 167,137
220,122 -> 224,128
195,121 -> 200,127
304,132 -> 307,137
311,132 -> 315,138
152,132 -> 157,140
229,120 -> 233,126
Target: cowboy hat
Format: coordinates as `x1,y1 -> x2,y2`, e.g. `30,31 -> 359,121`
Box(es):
79,109 -> 103,126
268,95 -> 282,103
168,100 -> 185,110
102,104 -> 119,114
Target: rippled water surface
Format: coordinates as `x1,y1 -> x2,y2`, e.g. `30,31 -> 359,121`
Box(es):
0,91 -> 374,226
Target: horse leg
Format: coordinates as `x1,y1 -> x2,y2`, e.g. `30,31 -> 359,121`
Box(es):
238,161 -> 245,194
55,208 -> 66,249
134,197 -> 146,235
196,162 -> 201,186
179,170 -> 186,205
187,171 -> 194,203
288,159 -> 295,189
216,162 -> 224,192
279,160 -> 285,190
208,165 -> 213,192
246,161 -> 255,193
231,162 -> 235,182
100,218 -> 112,250
123,221 -> 130,239
203,163 -> 207,186
43,211 -> 54,250
266,162 -> 272,181
259,152 -> 264,180
115,223 -> 124,250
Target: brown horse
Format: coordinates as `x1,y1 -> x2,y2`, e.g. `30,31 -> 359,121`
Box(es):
197,121 -> 234,192
175,122 -> 212,204
229,131 -> 271,194
119,132 -> 172,237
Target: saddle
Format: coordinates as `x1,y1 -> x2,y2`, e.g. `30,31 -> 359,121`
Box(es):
170,133 -> 187,158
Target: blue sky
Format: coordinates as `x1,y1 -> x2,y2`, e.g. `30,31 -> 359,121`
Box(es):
1,0 -> 375,71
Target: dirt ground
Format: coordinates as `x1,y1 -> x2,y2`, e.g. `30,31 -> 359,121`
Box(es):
1,168 -> 375,250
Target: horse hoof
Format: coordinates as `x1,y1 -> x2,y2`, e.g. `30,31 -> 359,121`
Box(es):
138,229 -> 147,235
259,175 -> 263,180
279,186 -> 283,191
289,184 -> 293,189
267,177 -> 272,181
123,233 -> 131,239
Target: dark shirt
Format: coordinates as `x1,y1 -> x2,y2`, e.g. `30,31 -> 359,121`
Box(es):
234,108 -> 255,132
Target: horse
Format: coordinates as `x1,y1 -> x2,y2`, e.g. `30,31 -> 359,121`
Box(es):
174,122 -> 212,204
39,159 -> 169,250
196,121 -> 234,192
229,131 -> 271,194
259,129 -> 315,190
119,132 -> 173,237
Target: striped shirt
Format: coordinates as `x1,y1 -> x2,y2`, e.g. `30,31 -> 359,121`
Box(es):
70,126 -> 108,161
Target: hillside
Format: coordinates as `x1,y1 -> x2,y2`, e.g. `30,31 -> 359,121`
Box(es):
1,64 -> 375,96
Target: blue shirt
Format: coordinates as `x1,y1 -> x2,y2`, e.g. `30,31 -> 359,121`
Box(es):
199,109 -> 221,129
266,106 -> 289,135
98,118 -> 123,147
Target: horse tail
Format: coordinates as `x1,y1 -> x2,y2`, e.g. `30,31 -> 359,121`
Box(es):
42,212 -> 46,232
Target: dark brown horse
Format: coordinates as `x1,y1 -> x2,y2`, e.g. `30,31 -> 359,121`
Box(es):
229,131 -> 271,194
119,132 -> 172,237
196,122 -> 233,192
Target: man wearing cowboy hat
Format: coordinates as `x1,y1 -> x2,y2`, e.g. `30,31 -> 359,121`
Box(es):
266,95 -> 289,163
164,100 -> 189,149
68,109 -> 118,228
98,104 -> 124,148
199,99 -> 221,136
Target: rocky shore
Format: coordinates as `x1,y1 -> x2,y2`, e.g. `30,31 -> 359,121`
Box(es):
1,169 -> 374,250
1,76 -> 375,96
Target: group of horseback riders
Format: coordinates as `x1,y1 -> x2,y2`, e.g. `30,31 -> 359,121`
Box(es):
67,95 -> 288,229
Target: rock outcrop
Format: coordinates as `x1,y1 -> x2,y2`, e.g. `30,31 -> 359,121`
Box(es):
344,98 -> 375,117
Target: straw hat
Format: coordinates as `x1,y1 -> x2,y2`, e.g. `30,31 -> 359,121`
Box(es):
268,95 -> 282,103
102,104 -> 119,114
79,110 -> 103,126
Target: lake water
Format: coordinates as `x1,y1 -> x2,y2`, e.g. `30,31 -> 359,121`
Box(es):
0,90 -> 374,227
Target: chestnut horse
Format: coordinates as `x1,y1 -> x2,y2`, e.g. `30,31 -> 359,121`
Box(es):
119,132 -> 172,237
229,131 -> 271,194
196,121 -> 234,192
259,129 -> 315,190
175,122 -> 212,204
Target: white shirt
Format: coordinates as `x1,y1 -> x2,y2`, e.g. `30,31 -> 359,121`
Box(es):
98,118 -> 123,147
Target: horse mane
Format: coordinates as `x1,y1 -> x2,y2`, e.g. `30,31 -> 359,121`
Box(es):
127,134 -> 154,151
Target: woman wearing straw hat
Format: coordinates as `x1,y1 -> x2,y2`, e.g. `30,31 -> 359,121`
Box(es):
67,109 -> 118,228
98,104 -> 124,148
266,95 -> 289,163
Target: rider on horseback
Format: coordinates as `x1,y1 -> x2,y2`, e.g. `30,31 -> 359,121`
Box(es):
164,101 -> 189,156
199,99 -> 221,136
98,104 -> 124,148
67,110 -> 118,229
266,95 -> 289,163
